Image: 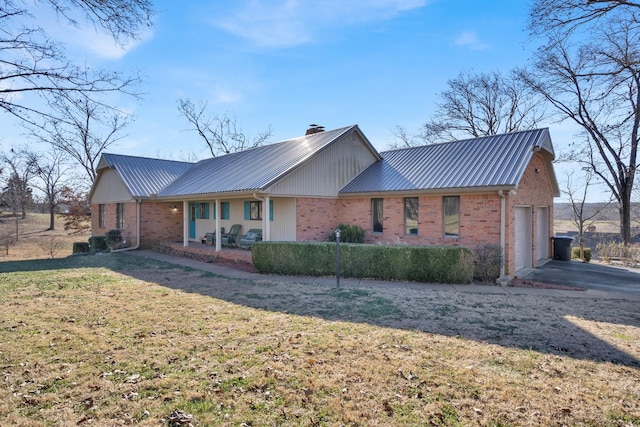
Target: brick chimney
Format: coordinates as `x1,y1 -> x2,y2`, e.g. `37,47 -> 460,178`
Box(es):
305,124 -> 325,135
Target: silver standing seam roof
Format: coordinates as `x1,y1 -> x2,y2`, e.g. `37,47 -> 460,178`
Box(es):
340,128 -> 557,194
158,125 -> 361,197
94,127 -> 558,200
96,153 -> 194,198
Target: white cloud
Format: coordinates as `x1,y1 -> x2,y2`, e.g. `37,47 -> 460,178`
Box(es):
214,0 -> 430,48
452,31 -> 489,51
31,5 -> 152,60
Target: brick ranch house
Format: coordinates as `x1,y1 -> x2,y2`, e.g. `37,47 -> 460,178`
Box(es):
89,124 -> 559,279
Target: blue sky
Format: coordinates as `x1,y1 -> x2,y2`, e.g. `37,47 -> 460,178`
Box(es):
6,0 -> 586,180
9,0 -> 543,160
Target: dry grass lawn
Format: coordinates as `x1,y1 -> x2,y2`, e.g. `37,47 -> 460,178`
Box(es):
0,213 -> 90,260
0,215 -> 639,426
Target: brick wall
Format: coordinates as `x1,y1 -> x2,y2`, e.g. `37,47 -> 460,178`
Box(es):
295,153 -> 554,279
139,202 -> 183,248
91,201 -> 183,248
296,198 -> 340,241
339,195 -> 501,247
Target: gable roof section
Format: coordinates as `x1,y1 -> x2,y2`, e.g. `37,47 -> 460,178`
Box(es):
340,128 -> 558,195
158,125 -> 377,197
93,153 -> 194,198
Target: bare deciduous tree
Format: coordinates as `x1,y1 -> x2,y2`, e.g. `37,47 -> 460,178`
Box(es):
177,99 -> 272,157
26,147 -> 71,230
32,95 -> 131,184
564,169 -> 613,259
525,3 -> 640,244
394,69 -> 546,148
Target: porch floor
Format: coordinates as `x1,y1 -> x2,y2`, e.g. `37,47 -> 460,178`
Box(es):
154,241 -> 254,266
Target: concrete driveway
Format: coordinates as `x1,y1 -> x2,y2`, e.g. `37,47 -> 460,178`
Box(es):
523,259 -> 640,295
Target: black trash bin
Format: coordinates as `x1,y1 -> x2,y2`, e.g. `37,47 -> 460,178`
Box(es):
551,236 -> 573,261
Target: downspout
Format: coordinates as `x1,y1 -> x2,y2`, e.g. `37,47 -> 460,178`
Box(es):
498,190 -> 506,281
112,199 -> 141,252
252,193 -> 269,241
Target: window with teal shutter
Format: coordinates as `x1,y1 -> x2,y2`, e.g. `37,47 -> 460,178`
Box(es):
222,202 -> 230,219
213,203 -> 216,219
244,201 -> 250,220
269,200 -> 274,221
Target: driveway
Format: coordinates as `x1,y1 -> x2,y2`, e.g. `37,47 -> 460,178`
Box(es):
523,259 -> 640,295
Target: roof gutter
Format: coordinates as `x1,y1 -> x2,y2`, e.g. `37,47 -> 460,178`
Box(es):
111,199 -> 141,253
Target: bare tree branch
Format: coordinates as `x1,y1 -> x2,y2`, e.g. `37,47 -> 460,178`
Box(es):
28,94 -> 131,184
177,99 -> 272,157
527,0 -> 640,243
0,0 -> 151,126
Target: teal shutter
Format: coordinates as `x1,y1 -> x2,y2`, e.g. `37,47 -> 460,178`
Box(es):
195,203 -> 201,219
204,203 -> 210,219
269,200 -> 274,221
213,203 -> 216,220
223,202 -> 230,219
244,201 -> 250,220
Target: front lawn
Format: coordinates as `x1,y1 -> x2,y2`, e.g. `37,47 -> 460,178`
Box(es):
0,254 -> 638,426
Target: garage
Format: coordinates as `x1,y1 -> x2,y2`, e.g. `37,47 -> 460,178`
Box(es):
515,206 -> 533,272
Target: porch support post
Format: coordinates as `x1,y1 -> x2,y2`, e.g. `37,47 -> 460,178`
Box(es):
183,200 -> 189,247
263,196 -> 270,241
215,199 -> 221,252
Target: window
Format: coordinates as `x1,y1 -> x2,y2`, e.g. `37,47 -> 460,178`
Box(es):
244,200 -> 274,221
198,202 -> 209,219
443,196 -> 460,237
404,197 -> 418,235
98,204 -> 105,228
250,201 -> 262,220
372,198 -> 383,233
221,202 -> 230,220
116,203 -> 124,229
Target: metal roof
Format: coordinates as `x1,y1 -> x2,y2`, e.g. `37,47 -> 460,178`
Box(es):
340,128 -> 556,194
98,153 -> 193,198
158,125 -> 359,197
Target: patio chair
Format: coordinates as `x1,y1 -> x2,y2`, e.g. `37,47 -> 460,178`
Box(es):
221,224 -> 242,247
238,229 -> 262,249
205,227 -> 225,245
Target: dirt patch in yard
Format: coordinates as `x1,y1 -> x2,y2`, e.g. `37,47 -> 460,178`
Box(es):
510,277 -> 585,291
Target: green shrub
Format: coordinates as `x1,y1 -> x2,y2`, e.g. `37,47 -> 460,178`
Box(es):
88,235 -> 107,251
571,246 -> 592,262
328,224 -> 365,243
105,229 -> 123,249
252,242 -> 473,284
72,242 -> 90,254
473,243 -> 503,282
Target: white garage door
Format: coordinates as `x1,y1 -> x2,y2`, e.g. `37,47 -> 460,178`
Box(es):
536,207 -> 549,261
515,206 -> 533,272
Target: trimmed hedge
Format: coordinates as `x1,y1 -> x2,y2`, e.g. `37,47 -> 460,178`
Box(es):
72,242 -> 90,254
252,242 -> 474,284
